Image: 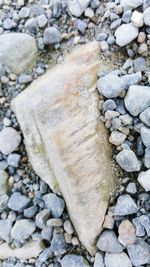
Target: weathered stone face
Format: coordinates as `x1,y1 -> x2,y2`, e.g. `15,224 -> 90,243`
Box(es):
11,41 -> 114,255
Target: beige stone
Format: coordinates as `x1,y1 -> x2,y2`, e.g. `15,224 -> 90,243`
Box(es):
11,41 -> 114,255
118,219 -> 136,246
0,241 -> 43,259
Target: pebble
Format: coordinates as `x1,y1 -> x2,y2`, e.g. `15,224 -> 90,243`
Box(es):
3,18 -> 16,30
139,107 -> 150,126
0,194 -> 9,212
94,252 -> 104,267
116,149 -> 140,172
18,74 -> 32,84
41,226 -> 53,241
47,218 -> 63,227
100,41 -> 109,52
19,7 -> 30,18
139,215 -> 150,236
37,14 -> 47,28
131,11 -> 144,27
132,217 -> 145,237
109,131 -> 126,146
103,99 -> 117,111
115,194 -> 138,215
7,154 -> 20,168
97,230 -> 123,253
36,209 -> 50,229
96,33 -> 108,41
84,7 -> 94,18
127,238 -> 150,266
75,20 -> 87,34
140,126 -> 150,147
43,193 -> 65,218
143,7 -> 150,26
105,252 -> 132,267
0,169 -> 9,195
144,147 -> 150,168
24,205 -> 38,218
44,27 -> 62,44
115,23 -> 139,47
125,85 -> 150,116
8,192 -> 30,211
11,219 -> 36,241
61,254 -> 90,267
122,10 -> 132,23
0,219 -> 12,242
133,57 -> 147,72
98,73 -> 125,98
0,127 -> 21,155
38,247 -> 52,263
120,0 -> 142,10
51,233 -> 66,255
126,182 -> 137,194
64,220 -> 74,234
69,0 -> 91,17
118,219 -> 136,246
138,170 -> 150,191
103,215 -> 114,229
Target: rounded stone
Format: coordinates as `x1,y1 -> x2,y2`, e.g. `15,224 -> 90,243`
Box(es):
115,23 -> 139,47
105,252 -> 132,267
138,170 -> 150,191
0,127 -> 21,155
118,219 -> 136,246
44,27 -> 62,44
11,219 -> 36,241
116,149 -> 140,172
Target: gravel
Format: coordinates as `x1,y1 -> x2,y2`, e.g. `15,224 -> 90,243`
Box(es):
11,219 -> 36,242
61,254 -> 90,267
138,170 -> 150,191
0,219 -> 12,243
8,192 -> 30,211
115,194 -> 138,215
127,238 -> 150,266
44,27 -> 62,44
116,149 -> 141,172
105,252 -> 132,267
43,193 -> 65,218
115,23 -> 139,46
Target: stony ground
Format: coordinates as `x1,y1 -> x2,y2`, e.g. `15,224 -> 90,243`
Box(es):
0,0 -> 150,266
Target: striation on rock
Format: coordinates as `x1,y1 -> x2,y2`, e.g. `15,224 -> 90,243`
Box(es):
11,41 -> 114,255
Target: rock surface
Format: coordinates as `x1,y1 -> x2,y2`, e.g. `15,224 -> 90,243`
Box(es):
0,33 -> 37,75
11,41 -> 114,255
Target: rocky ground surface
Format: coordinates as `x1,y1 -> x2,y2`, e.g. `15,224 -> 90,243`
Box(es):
0,0 -> 150,266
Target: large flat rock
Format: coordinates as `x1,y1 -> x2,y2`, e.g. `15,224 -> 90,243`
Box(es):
11,41 -> 114,255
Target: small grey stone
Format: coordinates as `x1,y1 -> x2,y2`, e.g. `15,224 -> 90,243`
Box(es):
37,14 -> 47,28
122,10 -> 132,23
69,0 -> 91,17
36,209 -> 50,229
105,252 -> 132,267
38,247 -> 52,263
0,194 -> 9,212
43,193 -> 65,218
96,33 -> 108,41
25,18 -> 38,33
100,41 -> 109,52
3,19 -> 16,30
61,254 -> 90,267
41,226 -> 53,241
116,149 -> 141,172
0,127 -> 21,155
109,131 -> 126,146
115,194 -> 138,216
125,85 -> 150,116
133,57 -> 147,72
51,233 -> 66,255
140,108 -> 150,127
18,74 -> 32,84
144,147 -> 150,168
121,72 -> 141,89
64,220 -> 74,234
11,219 -> 36,241
140,126 -> 150,147
44,27 -> 62,44
115,23 -> 139,47
0,169 -> 8,195
19,7 -> 30,18
75,20 -> 87,34
0,160 -> 8,170
132,217 -> 145,237
143,0 -> 150,9
120,0 -> 142,10
144,7 -> 150,26
94,252 -> 104,267
138,170 -> 150,191
126,182 -> 137,194
110,19 -> 122,30
47,218 -> 63,227
7,154 -> 20,168
139,215 -> 150,236
127,238 -> 150,266
97,73 -> 124,98
97,230 -> 123,253
0,219 -> 12,242
24,205 -> 38,218
8,192 -> 30,211
107,35 -> 115,45
119,114 -> 132,126
103,99 -> 117,111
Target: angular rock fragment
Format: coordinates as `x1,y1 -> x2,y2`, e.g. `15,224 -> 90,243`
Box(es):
11,42 -> 114,255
